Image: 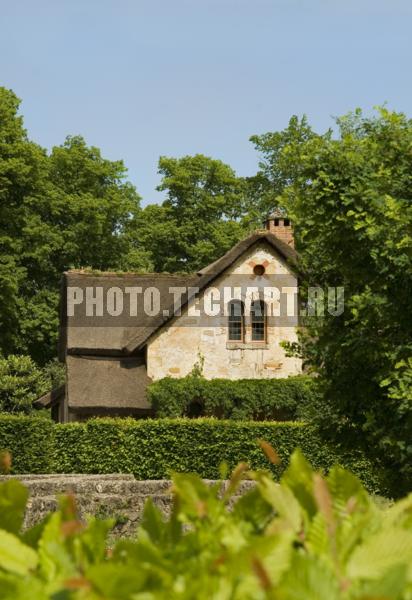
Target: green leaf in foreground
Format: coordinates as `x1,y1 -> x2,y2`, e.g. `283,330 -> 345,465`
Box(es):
0,530 -> 38,575
0,480 -> 28,534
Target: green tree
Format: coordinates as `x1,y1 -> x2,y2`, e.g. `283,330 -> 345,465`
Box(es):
19,135 -> 142,362
0,88 -> 142,363
0,88 -> 48,356
253,109 -> 412,493
247,115 -> 317,223
0,355 -> 47,413
126,155 -> 249,272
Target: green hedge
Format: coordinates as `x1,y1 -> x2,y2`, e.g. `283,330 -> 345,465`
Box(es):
0,415 -> 388,495
148,375 -> 320,420
0,414 -> 53,473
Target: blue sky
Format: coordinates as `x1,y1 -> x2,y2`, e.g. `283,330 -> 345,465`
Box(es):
1,0 -> 411,205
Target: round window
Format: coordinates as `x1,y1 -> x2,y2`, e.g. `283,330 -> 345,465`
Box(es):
253,264 -> 266,276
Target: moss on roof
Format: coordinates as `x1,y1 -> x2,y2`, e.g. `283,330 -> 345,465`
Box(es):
65,268 -> 196,277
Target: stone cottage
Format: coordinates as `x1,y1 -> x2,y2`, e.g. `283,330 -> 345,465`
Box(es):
40,212 -> 302,422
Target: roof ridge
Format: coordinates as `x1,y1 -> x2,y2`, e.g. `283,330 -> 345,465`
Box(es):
65,270 -> 197,277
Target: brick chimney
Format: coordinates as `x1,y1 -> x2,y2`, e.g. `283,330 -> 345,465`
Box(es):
264,208 -> 294,247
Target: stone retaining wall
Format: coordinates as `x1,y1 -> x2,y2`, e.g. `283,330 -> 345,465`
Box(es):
0,474 -> 255,537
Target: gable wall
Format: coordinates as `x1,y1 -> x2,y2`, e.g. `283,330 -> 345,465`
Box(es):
146,242 -> 302,380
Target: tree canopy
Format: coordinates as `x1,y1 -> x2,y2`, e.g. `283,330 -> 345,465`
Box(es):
125,155 -> 250,272
253,108 -> 412,491
0,88 -> 142,363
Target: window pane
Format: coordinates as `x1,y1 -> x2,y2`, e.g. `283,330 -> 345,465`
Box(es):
252,322 -> 265,341
251,300 -> 266,341
230,301 -> 242,318
229,321 -> 242,340
251,300 -> 265,319
228,301 -> 244,341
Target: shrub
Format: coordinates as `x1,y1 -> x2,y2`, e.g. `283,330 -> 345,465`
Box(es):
52,418 -> 312,479
148,375 -> 320,420
0,414 -> 53,473
0,415 -> 388,494
0,355 -> 48,414
0,449 -> 411,598
41,358 -> 66,390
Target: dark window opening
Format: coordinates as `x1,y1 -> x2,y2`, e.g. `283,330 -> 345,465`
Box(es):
228,300 -> 244,341
251,300 -> 266,342
253,264 -> 266,277
274,218 -> 279,226
284,218 -> 290,226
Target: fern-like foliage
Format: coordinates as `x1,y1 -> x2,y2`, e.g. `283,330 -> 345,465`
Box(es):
0,448 -> 411,598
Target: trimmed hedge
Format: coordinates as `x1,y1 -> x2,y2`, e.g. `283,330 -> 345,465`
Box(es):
0,415 -> 388,495
0,414 -> 53,473
148,375 -> 320,420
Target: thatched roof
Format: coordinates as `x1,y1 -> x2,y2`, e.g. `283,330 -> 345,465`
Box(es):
66,355 -> 152,411
60,273 -> 198,359
60,231 -> 298,357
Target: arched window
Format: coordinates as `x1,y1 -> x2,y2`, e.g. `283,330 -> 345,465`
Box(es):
251,300 -> 266,342
228,300 -> 244,342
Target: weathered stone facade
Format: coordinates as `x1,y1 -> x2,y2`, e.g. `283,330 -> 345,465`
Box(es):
147,242 -> 302,380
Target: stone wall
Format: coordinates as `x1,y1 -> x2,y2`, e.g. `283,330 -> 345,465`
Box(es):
0,474 -> 255,538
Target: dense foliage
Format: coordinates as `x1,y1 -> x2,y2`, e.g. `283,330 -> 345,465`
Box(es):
0,415 -> 387,494
252,109 -> 412,491
0,448 -> 411,598
0,356 -> 64,415
125,155 -> 251,272
148,375 -> 319,420
0,355 -> 47,414
1,86 -> 411,491
0,415 -> 53,473
0,88 -> 143,363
